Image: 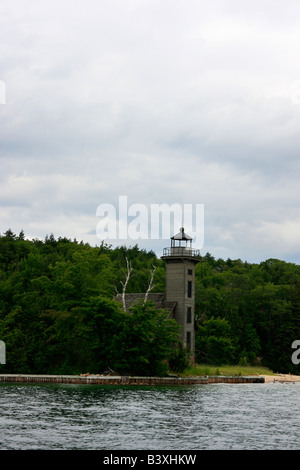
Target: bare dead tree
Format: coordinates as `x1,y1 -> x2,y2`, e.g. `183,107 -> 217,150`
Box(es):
144,265 -> 156,304
120,257 -> 133,311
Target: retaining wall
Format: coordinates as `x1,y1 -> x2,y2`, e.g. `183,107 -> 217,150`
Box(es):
0,374 -> 265,385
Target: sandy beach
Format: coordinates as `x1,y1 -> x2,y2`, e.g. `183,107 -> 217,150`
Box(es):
261,374 -> 300,383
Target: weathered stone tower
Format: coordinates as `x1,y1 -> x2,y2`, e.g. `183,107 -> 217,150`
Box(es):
161,228 -> 200,356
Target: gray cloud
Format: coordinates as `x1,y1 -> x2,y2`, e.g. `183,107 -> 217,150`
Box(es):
0,0 -> 299,263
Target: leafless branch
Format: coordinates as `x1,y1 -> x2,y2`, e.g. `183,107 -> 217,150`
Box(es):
120,257 -> 133,311
144,265 -> 156,304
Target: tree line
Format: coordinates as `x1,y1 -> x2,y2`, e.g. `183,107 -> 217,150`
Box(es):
0,229 -> 299,375
195,253 -> 300,373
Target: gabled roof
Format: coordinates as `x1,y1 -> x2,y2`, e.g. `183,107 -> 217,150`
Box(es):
114,292 -> 176,314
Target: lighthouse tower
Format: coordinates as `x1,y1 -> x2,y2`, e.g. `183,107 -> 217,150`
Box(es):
161,228 -> 200,355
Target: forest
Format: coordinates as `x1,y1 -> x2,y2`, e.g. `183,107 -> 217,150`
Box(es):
0,229 -> 300,376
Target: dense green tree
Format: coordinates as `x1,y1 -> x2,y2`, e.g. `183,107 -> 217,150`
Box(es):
112,301 -> 181,376
0,230 -> 300,374
195,317 -> 236,365
195,255 -> 300,371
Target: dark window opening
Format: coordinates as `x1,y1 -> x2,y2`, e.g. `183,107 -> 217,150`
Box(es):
188,269 -> 192,275
187,307 -> 192,323
186,332 -> 191,349
187,281 -> 192,298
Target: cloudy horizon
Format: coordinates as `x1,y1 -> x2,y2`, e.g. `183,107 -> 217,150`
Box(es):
1,0 -> 299,264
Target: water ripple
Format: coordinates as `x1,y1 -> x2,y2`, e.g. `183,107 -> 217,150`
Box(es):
0,382 -> 299,449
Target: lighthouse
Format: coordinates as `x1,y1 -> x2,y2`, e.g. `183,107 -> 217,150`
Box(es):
161,228 -> 200,355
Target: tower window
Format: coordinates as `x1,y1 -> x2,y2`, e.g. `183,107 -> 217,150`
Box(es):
187,281 -> 192,298
186,332 -> 191,349
187,307 -> 192,323
188,269 -> 192,275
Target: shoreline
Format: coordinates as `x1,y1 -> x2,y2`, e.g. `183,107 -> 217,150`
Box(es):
261,374 -> 300,383
0,373 -> 299,385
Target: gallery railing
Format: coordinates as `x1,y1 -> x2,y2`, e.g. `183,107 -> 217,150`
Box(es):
163,247 -> 201,257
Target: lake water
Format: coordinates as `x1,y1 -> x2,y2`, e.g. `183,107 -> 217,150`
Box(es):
0,381 -> 299,450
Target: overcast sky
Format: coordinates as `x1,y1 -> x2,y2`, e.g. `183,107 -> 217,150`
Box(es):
1,0 -> 299,263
